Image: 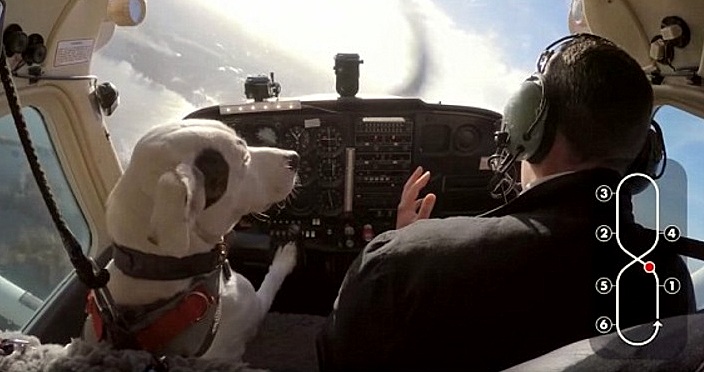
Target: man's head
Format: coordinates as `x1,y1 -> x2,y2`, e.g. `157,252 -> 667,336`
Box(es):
505,34 -> 653,186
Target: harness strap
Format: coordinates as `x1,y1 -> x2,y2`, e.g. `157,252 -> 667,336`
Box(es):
86,291 -> 105,340
136,284 -> 216,352
87,283 -> 217,353
113,242 -> 227,281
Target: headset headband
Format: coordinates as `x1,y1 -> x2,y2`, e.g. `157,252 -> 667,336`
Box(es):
536,34 -> 585,73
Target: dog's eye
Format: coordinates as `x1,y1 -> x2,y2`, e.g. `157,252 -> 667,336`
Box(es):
243,153 -> 251,164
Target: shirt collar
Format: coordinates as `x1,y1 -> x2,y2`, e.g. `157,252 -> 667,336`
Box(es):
522,170 -> 577,191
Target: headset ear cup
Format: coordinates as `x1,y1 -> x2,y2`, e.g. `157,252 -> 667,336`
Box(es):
625,121 -> 666,193
501,75 -> 549,161
22,33 -> 47,65
3,24 -> 28,57
526,103 -> 555,164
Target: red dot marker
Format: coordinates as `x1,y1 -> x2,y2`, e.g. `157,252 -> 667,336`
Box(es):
644,261 -> 655,273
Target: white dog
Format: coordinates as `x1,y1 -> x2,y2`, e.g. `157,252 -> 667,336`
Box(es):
84,119 -> 299,361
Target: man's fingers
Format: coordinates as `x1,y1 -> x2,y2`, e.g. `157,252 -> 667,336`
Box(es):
413,198 -> 424,209
404,171 -> 431,201
406,170 -> 431,197
417,194 -> 436,220
397,194 -> 436,229
415,171 -> 431,189
401,173 -> 429,208
398,167 -> 435,228
403,166 -> 424,192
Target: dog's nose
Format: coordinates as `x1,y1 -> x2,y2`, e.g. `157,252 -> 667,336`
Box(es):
287,153 -> 300,170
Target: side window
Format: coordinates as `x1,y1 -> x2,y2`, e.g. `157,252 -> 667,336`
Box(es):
650,105 -> 704,309
0,107 -> 91,329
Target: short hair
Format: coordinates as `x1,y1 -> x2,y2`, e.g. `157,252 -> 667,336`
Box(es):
542,34 -> 653,170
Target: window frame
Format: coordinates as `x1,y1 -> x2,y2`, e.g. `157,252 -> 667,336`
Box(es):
651,104 -> 704,311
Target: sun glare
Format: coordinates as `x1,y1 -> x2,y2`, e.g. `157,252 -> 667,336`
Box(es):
197,0 -> 527,110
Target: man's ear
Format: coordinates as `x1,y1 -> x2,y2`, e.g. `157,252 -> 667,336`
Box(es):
148,163 -> 205,257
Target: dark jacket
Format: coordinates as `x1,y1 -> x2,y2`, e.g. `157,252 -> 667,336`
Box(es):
317,168 -> 694,372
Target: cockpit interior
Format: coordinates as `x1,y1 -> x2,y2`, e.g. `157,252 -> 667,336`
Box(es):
2,0 -> 704,371
186,96 -> 505,314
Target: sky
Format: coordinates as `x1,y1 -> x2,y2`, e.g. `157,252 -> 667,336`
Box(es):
434,0 -> 570,68
92,0 -> 704,245
94,0 -> 572,156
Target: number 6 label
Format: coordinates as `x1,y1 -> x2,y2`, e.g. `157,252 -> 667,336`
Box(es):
595,316 -> 613,334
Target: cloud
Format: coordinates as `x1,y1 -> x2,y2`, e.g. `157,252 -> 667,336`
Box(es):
109,28 -> 183,58
409,0 -> 529,110
92,0 -> 530,161
197,0 -> 528,111
91,54 -> 196,163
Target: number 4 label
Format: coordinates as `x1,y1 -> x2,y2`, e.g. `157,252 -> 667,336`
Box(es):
664,225 -> 681,242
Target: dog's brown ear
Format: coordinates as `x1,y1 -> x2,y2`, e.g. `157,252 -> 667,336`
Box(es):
148,164 -> 205,256
194,148 -> 229,209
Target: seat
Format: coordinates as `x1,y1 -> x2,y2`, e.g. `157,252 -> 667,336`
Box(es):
504,312 -> 704,371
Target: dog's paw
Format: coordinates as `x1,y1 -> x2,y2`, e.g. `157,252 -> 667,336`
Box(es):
271,242 -> 297,275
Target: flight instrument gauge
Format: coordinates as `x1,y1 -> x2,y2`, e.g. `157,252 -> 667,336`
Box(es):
318,157 -> 343,184
316,126 -> 344,155
287,188 -> 316,215
297,158 -> 316,186
318,189 -> 343,216
282,125 -> 312,155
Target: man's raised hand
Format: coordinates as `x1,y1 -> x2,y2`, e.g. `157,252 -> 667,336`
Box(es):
396,166 -> 436,229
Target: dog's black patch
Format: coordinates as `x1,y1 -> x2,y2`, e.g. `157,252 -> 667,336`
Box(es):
194,148 -> 229,209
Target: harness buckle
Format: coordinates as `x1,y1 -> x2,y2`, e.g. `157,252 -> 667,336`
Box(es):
214,240 -> 232,280
184,290 -> 215,322
215,241 -> 228,265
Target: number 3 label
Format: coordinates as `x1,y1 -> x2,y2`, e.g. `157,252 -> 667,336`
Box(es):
595,185 -> 613,203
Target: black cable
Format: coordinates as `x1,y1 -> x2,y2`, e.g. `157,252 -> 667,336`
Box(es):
11,59 -> 24,74
0,51 -> 109,289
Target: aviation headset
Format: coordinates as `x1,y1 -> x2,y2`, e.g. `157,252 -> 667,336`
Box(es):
492,34 -> 666,196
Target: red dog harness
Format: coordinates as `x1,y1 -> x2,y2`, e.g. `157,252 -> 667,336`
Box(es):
86,242 -> 230,355
86,282 -> 216,353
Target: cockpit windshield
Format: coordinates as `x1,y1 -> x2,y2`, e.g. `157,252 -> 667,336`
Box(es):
92,0 -> 568,161
92,0 -> 704,247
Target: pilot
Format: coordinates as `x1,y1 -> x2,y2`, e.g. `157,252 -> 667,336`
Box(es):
316,34 -> 695,371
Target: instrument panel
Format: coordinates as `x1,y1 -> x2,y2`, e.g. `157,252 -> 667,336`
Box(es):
186,98 -> 504,313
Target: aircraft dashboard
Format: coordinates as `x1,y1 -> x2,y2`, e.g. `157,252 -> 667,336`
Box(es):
186,98 -> 506,313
